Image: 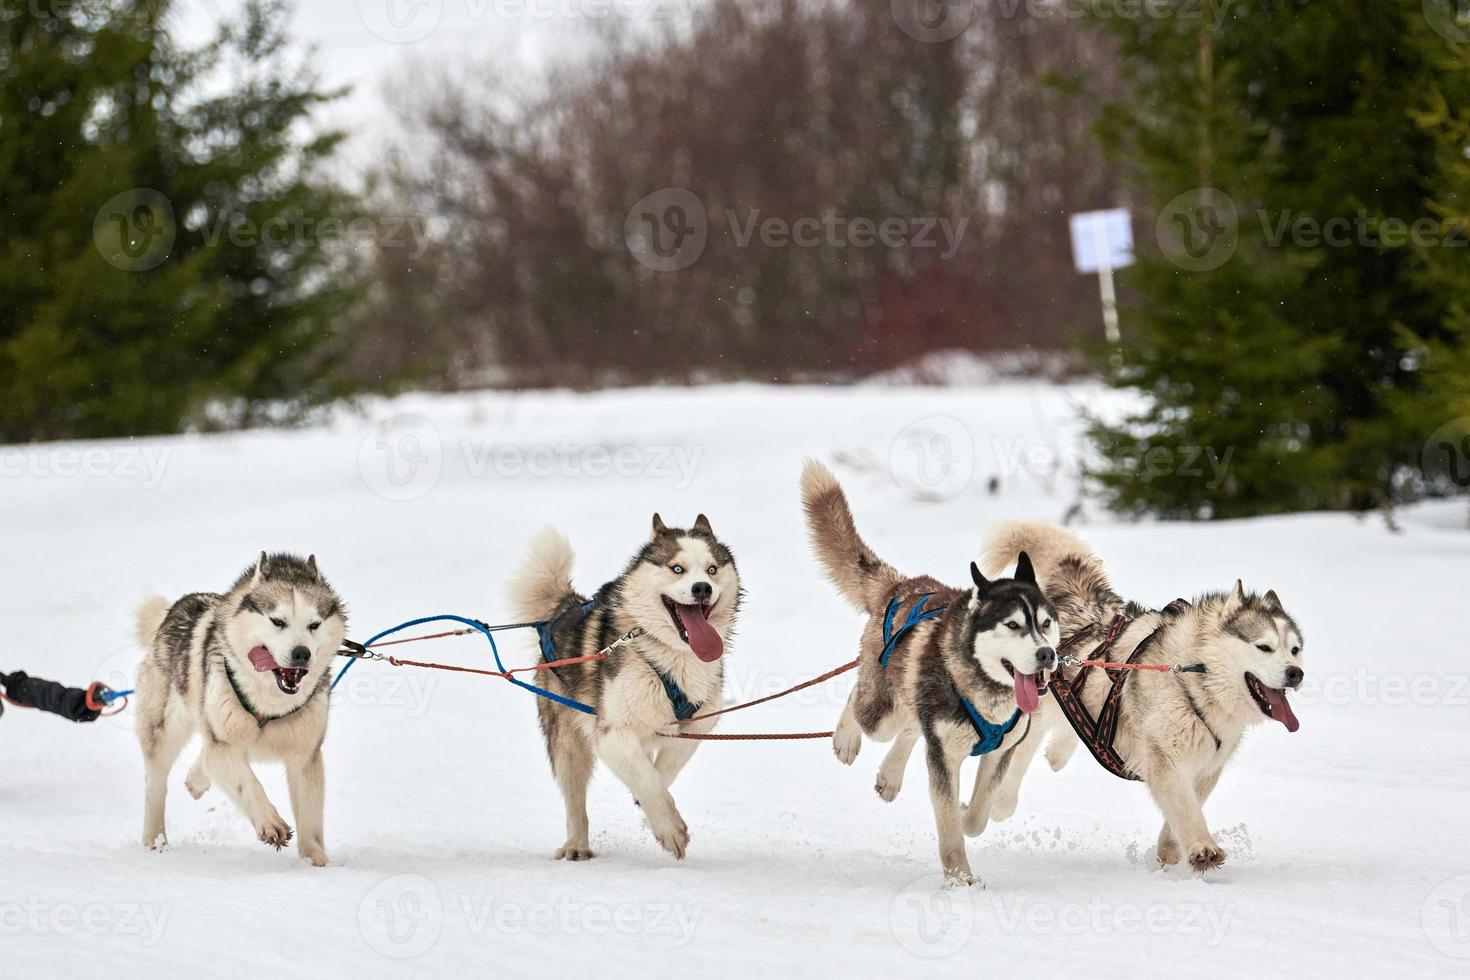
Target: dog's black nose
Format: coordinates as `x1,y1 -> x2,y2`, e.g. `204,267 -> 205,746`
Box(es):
691,581 -> 713,603
1284,665 -> 1304,688
1036,647 -> 1057,671
289,645 -> 311,668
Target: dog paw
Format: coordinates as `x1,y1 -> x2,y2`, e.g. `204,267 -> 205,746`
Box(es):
142,830 -> 168,851
299,846 -> 328,868
833,727 -> 861,766
874,770 -> 902,802
653,814 -> 689,860
1157,835 -> 1181,867
185,771 -> 211,800
555,843 -> 596,862
257,816 -> 294,851
942,866 -> 979,888
1187,841 -> 1227,872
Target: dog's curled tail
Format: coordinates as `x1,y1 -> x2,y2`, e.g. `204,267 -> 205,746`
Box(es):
134,595 -> 171,650
510,528 -> 576,623
800,458 -> 902,614
981,520 -> 1111,606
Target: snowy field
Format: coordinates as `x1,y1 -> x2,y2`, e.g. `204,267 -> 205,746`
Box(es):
2,382 -> 1468,977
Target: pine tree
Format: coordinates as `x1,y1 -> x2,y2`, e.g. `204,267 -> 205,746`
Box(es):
1086,0 -> 1470,518
0,0 -> 363,441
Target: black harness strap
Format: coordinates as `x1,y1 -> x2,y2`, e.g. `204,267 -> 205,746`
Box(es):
1050,599 -> 1197,782
1051,615 -> 1142,781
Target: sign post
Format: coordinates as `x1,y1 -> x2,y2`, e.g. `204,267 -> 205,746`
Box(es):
1068,208 -> 1133,343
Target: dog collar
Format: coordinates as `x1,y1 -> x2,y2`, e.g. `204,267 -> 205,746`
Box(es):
222,658 -> 319,728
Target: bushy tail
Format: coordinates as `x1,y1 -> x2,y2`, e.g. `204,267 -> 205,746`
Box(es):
800,459 -> 902,614
134,595 -> 171,649
981,520 -> 1111,608
509,528 -> 576,623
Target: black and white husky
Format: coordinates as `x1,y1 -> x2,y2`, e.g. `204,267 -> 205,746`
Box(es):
133,553 -> 347,866
801,461 -> 1060,885
973,521 -> 1305,872
509,514 -> 740,862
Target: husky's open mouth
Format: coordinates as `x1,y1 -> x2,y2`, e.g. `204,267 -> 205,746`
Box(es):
273,668 -> 306,695
248,646 -> 307,696
1002,659 -> 1049,714
660,596 -> 723,663
1245,672 -> 1299,732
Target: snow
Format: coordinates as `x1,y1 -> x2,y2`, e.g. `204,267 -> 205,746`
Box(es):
2,382 -> 1467,976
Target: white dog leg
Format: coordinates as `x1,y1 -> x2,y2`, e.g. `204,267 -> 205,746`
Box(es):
138,716 -> 190,849
598,729 -> 688,859
1145,761 -> 1223,871
874,729 -> 917,802
988,722 -> 1047,822
925,737 -> 974,885
184,752 -> 212,800
653,726 -> 705,790
833,688 -> 862,765
286,748 -> 327,867
203,741 -> 292,850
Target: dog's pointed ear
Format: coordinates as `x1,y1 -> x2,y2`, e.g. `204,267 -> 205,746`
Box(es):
1263,589 -> 1282,611
307,555 -> 321,582
651,513 -> 669,538
970,562 -> 991,594
1014,551 -> 1036,585
253,551 -> 270,584
1226,579 -> 1246,611
692,513 -> 714,536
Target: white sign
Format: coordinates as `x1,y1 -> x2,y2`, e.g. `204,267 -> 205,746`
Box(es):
1069,208 -> 1133,274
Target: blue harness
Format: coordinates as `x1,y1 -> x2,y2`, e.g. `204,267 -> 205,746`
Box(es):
879,594 -> 1023,757
538,594 -> 701,721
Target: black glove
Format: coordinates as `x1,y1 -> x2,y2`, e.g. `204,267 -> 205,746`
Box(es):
0,672 -> 102,723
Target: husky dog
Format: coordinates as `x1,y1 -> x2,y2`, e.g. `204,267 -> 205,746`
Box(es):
510,514 -> 739,862
801,461 -> 1059,884
973,521 -> 1304,872
133,553 -> 346,866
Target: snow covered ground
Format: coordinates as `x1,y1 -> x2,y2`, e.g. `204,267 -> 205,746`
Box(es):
2,382 -> 1467,977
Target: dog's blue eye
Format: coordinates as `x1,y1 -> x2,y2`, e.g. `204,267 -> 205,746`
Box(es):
706,565 -> 717,575
671,565 -> 684,575
1256,643 -> 1272,653
270,618 -> 286,629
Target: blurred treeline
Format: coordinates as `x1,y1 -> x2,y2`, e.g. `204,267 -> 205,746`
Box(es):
359,0 -> 1124,386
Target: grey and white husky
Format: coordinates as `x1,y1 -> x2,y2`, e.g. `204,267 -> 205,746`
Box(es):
509,514 -> 740,862
133,553 -> 347,866
801,460 -> 1060,884
972,521 -> 1305,872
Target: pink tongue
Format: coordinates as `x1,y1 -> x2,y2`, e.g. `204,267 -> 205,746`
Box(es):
248,646 -> 279,673
1013,671 -> 1040,714
675,604 -> 724,662
1262,686 -> 1300,732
